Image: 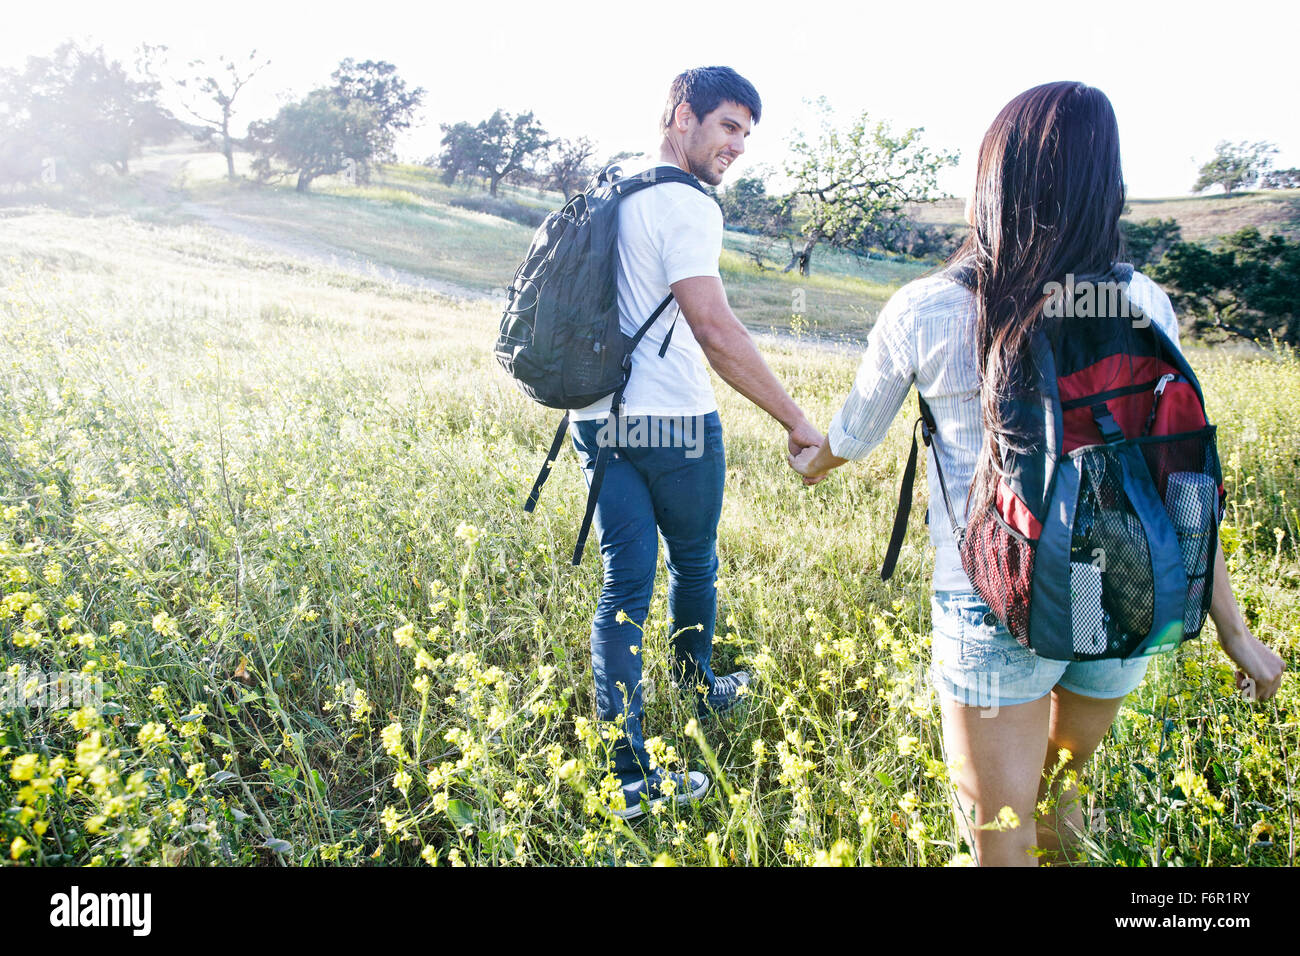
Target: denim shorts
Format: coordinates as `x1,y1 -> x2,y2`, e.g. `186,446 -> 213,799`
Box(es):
930,590 -> 1151,708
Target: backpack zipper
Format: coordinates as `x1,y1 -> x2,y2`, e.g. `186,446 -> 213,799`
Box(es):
1060,378 -> 1158,411
1141,373 -> 1179,436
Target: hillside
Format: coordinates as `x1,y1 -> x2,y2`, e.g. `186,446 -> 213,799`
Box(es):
0,139 -> 923,342
6,136 -> 1295,349
910,191 -> 1300,242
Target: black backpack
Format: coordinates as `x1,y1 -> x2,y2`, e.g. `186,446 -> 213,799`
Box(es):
495,163 -> 709,564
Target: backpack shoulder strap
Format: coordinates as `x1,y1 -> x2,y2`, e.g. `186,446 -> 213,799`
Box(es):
945,259 -> 978,292
919,395 -> 964,539
605,164 -> 709,199
613,166 -> 709,354
881,393 -> 963,581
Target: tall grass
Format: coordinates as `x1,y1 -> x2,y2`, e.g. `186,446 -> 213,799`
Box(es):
0,204 -> 1296,867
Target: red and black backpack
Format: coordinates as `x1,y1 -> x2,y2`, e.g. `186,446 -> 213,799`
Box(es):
884,262 -> 1224,662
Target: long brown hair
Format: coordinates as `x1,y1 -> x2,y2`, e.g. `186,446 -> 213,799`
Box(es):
952,81 -> 1126,515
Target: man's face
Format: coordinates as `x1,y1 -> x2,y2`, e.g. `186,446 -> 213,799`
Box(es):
680,100 -> 752,186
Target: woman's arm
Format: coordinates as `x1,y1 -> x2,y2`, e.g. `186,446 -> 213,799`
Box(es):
1208,540 -> 1285,701
786,289 -> 918,484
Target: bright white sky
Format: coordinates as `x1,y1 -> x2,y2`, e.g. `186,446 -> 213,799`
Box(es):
4,0 -> 1297,199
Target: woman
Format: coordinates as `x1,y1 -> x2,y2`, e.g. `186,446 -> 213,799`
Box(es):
788,81 -> 1285,866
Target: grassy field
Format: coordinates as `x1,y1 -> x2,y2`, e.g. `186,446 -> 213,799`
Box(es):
0,157 -> 1298,867
1,141 -> 921,341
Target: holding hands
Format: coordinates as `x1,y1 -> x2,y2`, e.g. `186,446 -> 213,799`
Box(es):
785,417 -> 846,486
786,418 -> 825,460
788,443 -> 830,485
784,415 -> 836,486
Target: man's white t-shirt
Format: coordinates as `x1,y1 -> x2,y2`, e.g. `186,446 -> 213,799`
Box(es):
569,161 -> 722,421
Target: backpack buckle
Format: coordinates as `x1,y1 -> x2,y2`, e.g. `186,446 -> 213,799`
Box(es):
1090,402 -> 1125,444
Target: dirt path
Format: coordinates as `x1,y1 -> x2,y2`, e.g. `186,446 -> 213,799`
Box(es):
175,200 -> 496,303
140,158 -> 497,305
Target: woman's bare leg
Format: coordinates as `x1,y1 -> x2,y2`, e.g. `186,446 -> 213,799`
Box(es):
939,692 -> 1051,866
1035,685 -> 1126,863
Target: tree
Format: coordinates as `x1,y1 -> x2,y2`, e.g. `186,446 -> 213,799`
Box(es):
175,49 -> 272,181
720,176 -> 790,234
1260,167 -> 1300,190
0,40 -> 176,185
781,100 -> 957,274
546,136 -> 598,199
246,89 -> 379,192
431,110 -> 552,195
1150,227 -> 1300,344
851,218 -> 960,260
1192,140 -> 1277,196
714,175 -> 795,269
1121,217 -> 1182,268
476,109 -> 553,197
328,58 -> 424,181
0,74 -> 47,187
434,120 -> 485,185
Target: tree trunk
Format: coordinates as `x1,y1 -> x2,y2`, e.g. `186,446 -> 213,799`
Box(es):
296,171 -> 312,192
489,173 -> 501,197
782,238 -> 815,276
222,112 -> 236,180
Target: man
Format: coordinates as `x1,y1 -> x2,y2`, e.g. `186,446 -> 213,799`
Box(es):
567,66 -> 824,819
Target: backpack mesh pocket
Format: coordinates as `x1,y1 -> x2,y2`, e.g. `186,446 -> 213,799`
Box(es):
1071,447 -> 1154,651
960,510 -> 1035,647
1134,428 -> 1222,639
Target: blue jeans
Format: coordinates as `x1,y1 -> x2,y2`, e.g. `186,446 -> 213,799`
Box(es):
570,412 -> 725,785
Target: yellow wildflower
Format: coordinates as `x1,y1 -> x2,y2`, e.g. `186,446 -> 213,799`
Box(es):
137,722 -> 168,749
9,754 -> 39,781
380,721 -> 404,758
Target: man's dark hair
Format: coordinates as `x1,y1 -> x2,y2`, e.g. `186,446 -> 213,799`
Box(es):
661,66 -> 761,132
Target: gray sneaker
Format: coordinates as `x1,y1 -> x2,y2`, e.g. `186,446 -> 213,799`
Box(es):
698,670 -> 752,718
611,770 -> 710,821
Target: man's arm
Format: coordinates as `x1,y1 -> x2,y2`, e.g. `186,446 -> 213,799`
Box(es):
670,275 -> 821,453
